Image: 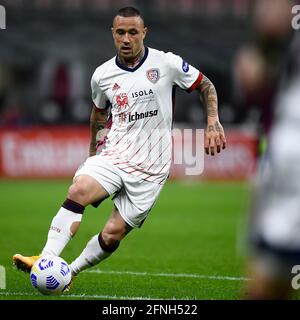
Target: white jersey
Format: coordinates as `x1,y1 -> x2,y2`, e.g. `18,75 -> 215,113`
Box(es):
91,47 -> 202,184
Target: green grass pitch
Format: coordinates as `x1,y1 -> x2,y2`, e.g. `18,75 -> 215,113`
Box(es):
0,179 -> 252,300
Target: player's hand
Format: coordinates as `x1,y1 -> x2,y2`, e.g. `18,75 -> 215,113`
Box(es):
204,119 -> 226,156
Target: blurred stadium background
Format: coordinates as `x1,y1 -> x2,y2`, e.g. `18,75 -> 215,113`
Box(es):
0,0 -> 298,300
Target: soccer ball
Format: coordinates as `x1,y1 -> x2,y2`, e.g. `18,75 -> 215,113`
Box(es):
30,255 -> 72,295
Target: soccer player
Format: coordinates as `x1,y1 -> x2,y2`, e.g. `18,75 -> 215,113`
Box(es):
13,7 -> 226,280
245,32 -> 300,299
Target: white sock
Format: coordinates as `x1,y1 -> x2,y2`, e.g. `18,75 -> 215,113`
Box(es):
70,235 -> 111,276
41,207 -> 82,256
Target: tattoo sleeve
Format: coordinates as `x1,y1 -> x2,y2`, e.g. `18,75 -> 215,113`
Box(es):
197,75 -> 218,118
89,106 -> 109,156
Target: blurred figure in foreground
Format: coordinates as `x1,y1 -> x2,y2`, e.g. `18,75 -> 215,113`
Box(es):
241,0 -> 300,298
246,30 -> 300,299
233,0 -> 292,154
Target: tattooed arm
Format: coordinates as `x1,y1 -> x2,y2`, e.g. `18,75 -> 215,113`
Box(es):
89,105 -> 109,157
196,75 -> 227,156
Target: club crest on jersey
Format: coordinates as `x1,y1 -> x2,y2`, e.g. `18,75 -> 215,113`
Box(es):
116,93 -> 129,111
146,68 -> 160,83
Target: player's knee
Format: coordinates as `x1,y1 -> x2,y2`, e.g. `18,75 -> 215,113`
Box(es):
67,183 -> 88,204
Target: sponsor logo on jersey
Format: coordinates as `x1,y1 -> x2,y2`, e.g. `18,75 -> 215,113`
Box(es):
182,60 -> 189,73
129,110 -> 158,122
131,89 -> 154,98
112,83 -> 120,91
116,93 -> 129,111
118,112 -> 127,124
146,68 -> 160,83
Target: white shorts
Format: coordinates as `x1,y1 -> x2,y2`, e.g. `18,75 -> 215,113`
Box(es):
74,155 -> 165,228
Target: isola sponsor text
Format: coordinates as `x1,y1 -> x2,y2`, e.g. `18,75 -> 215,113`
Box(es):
131,88 -> 154,98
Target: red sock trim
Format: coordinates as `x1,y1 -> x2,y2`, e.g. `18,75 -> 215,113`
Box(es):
62,198 -> 85,214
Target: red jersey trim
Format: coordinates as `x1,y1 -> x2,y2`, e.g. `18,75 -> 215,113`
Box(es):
93,104 -> 103,112
186,72 -> 203,93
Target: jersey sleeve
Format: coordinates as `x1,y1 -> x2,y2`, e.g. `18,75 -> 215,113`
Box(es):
91,71 -> 107,109
167,52 -> 203,92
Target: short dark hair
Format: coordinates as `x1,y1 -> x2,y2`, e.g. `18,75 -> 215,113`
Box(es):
116,6 -> 144,22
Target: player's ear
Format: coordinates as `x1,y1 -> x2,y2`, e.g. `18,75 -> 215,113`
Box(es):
142,27 -> 148,39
